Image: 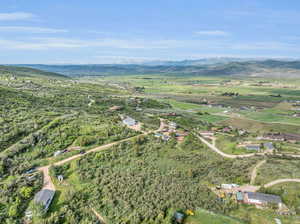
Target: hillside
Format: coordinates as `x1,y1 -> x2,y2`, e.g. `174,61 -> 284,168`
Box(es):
0,65 -> 68,79
19,59 -> 300,78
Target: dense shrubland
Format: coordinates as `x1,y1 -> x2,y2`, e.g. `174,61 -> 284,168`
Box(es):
45,134 -> 258,223
0,173 -> 42,223
0,73 -> 167,223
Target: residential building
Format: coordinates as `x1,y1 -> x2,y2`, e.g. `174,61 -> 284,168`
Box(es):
264,142 -> 274,150
244,192 -> 282,207
221,184 -> 239,190
122,117 -> 136,126
245,145 -> 260,151
34,189 -> 55,212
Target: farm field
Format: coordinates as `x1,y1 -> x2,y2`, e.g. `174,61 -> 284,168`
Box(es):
1,67 -> 300,224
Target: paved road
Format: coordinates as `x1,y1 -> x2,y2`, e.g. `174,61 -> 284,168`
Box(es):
250,160 -> 266,185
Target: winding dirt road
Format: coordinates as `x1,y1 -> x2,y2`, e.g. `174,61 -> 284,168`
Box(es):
37,119 -> 164,192
264,179 -> 300,188
38,134 -> 145,191
196,134 -> 264,159
197,134 -> 300,188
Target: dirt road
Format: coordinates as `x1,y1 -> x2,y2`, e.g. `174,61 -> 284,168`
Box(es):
37,165 -> 55,191
196,134 -> 263,159
38,134 -> 145,191
250,160 -> 266,185
91,208 -> 106,224
264,179 -> 300,188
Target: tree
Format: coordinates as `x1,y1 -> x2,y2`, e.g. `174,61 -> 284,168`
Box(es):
19,186 -> 33,199
8,204 -> 18,217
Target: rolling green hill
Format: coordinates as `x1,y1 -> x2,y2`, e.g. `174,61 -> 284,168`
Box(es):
18,59 -> 300,78
0,65 -> 68,79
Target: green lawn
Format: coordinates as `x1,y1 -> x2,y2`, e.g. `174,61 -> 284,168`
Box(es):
185,208 -> 244,224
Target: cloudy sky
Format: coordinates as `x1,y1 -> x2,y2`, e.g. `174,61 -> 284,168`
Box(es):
1,0 -> 300,64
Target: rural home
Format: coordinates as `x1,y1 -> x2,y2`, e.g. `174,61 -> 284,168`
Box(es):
34,189 -> 55,212
245,144 -> 261,151
122,117 -> 136,126
199,131 -> 214,138
264,142 -> 274,150
263,133 -> 300,143
243,192 -> 282,207
221,183 -> 239,190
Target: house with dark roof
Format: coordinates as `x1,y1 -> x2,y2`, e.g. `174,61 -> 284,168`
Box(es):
34,189 -> 55,212
244,192 -> 282,207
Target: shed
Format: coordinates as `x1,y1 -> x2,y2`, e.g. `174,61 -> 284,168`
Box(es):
57,175 -> 64,182
34,189 -> 55,212
54,150 -> 62,157
174,212 -> 185,223
236,192 -> 244,202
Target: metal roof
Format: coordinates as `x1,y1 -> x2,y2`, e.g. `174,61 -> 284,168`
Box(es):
236,192 -> 244,201
34,189 -> 55,207
246,192 -> 282,204
245,145 -> 260,151
264,142 -> 274,150
123,117 -> 136,126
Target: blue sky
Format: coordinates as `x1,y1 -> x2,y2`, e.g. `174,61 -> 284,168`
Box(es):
1,0 -> 300,64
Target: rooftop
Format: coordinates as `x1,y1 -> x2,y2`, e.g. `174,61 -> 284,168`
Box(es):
246,192 -> 282,204
34,189 -> 55,208
264,142 -> 274,150
245,145 -> 260,151
123,117 -> 136,126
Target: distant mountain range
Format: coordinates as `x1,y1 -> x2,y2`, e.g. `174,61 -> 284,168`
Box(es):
8,59 -> 300,78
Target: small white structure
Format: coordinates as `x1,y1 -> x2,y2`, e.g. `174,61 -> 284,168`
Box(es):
221,184 -> 239,190
57,175 -> 64,182
53,150 -> 62,157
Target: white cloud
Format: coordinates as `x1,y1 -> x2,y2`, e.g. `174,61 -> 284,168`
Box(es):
0,36 -> 298,56
0,37 -> 189,50
195,30 -> 230,36
0,12 -> 35,21
231,42 -> 296,51
0,26 -> 67,33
